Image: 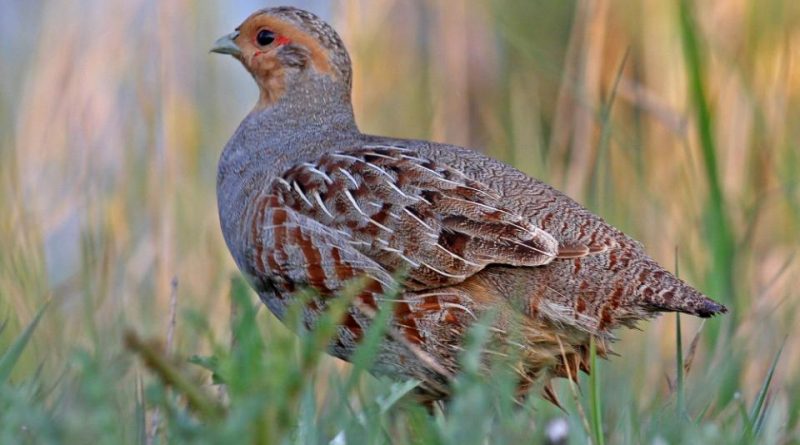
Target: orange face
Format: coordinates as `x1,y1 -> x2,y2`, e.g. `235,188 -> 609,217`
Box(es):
212,12 -> 335,108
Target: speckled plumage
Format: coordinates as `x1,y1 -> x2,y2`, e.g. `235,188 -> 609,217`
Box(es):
213,6 -> 727,402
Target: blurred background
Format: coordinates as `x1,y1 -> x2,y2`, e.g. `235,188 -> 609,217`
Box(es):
1,0 -> 799,441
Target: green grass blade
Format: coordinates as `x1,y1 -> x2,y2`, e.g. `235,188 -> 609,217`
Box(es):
135,376 -> 147,445
297,386 -> 319,445
674,251 -> 687,420
675,313 -> 686,419
589,337 -> 605,445
736,395 -> 754,441
590,47 -> 629,211
124,330 -> 224,421
750,340 -> 785,437
678,0 -> 736,313
376,380 -> 421,414
694,401 -> 712,425
0,302 -> 48,384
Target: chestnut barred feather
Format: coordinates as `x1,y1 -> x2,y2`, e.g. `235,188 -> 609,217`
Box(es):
268,146 -> 564,290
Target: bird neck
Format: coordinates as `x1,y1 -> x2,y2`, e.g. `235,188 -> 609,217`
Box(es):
254,70 -> 359,146
224,72 -> 360,169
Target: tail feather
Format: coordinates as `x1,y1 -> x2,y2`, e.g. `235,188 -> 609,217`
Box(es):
638,262 -> 728,317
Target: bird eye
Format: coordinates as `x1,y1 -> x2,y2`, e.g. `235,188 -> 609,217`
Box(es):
256,29 -> 275,46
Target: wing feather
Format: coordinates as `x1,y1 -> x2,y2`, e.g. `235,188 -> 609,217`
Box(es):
269,145 -> 563,290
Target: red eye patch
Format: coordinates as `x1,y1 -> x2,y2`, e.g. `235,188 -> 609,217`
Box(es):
276,35 -> 292,46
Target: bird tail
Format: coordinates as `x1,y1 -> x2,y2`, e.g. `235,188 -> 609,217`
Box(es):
638,261 -> 728,318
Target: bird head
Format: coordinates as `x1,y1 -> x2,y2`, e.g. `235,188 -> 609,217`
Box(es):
211,7 -> 352,109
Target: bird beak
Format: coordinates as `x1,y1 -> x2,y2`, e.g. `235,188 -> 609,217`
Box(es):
211,32 -> 242,57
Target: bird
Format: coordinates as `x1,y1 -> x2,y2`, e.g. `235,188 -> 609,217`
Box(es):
211,6 -> 726,404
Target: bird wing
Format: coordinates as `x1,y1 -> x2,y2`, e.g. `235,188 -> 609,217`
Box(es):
259,144 -> 590,291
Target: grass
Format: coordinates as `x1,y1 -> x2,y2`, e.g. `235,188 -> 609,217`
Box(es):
588,338 -> 605,445
678,0 -> 737,333
1,0 -> 799,443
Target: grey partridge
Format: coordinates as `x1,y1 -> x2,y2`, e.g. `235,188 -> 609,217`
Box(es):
212,7 -> 726,402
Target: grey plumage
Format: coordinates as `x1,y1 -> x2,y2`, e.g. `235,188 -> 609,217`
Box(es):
213,6 -> 726,402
